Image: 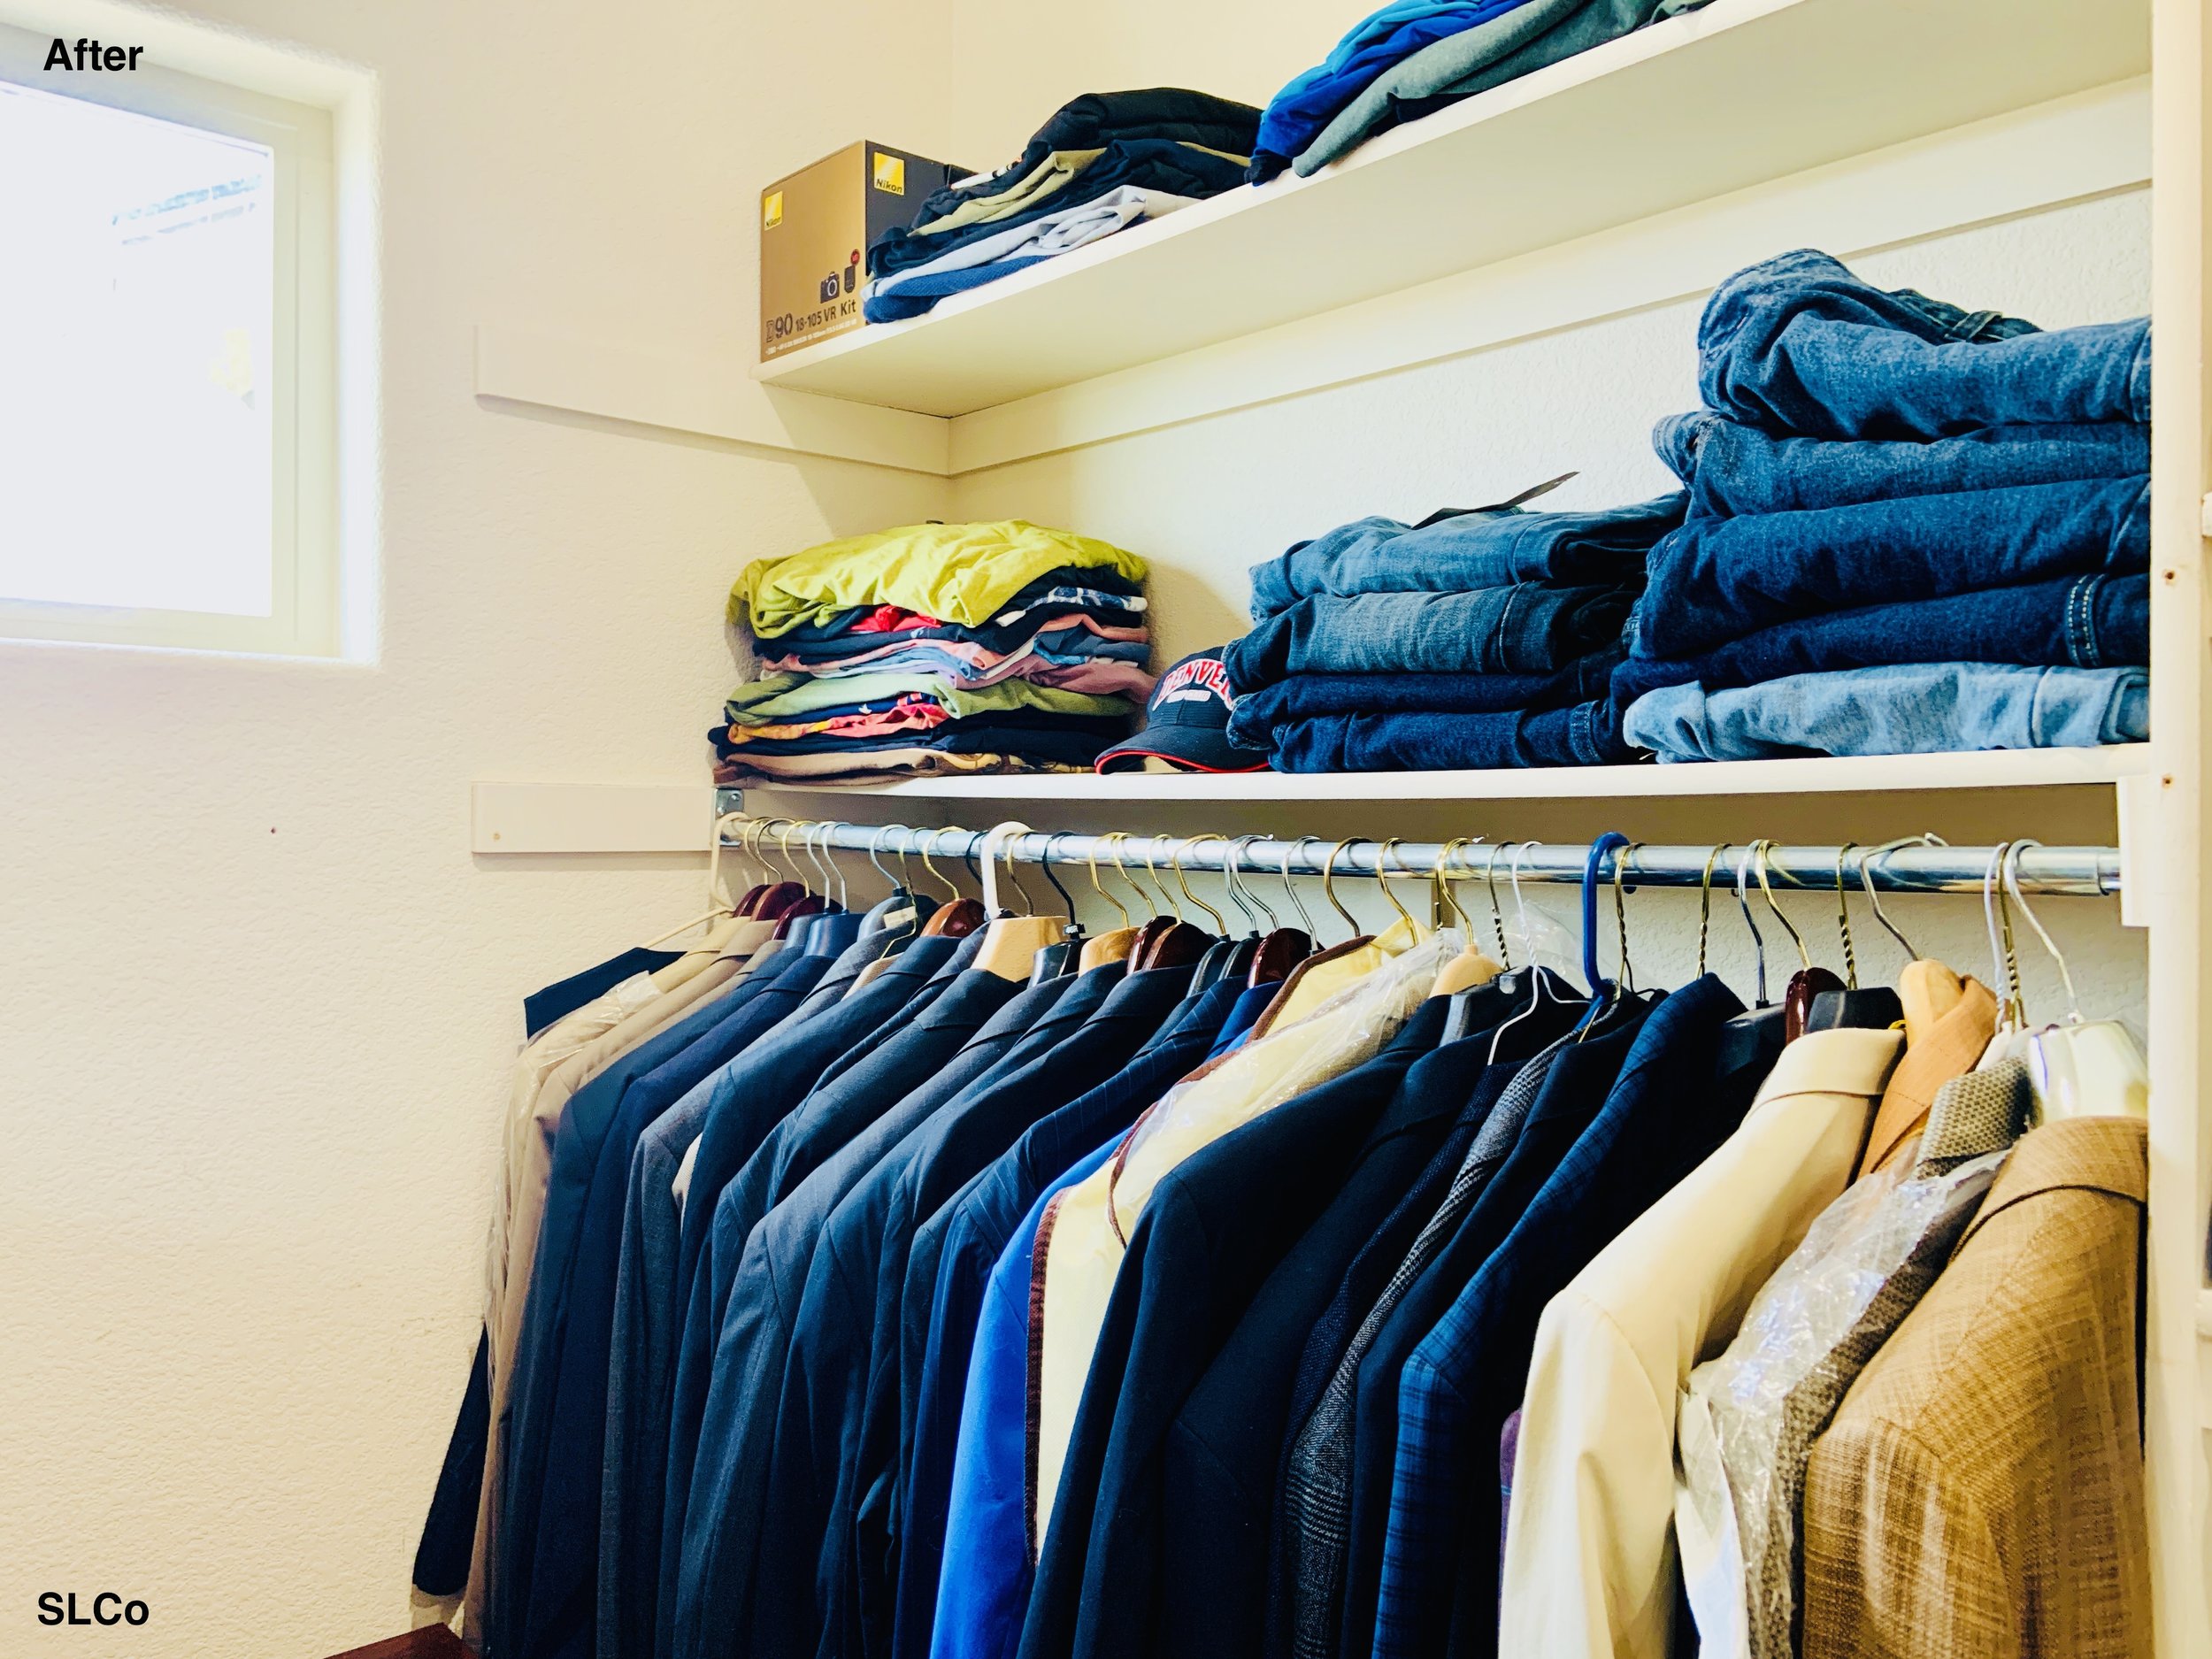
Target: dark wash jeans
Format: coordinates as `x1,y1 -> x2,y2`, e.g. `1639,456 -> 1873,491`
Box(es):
1247,494 -> 1681,618
1611,571 -> 2150,707
1222,654 -> 1621,751
1223,584 -> 1633,689
1655,411 -> 2150,518
1699,249 -> 2150,440
1634,475 -> 2151,658
1262,699 -> 1632,771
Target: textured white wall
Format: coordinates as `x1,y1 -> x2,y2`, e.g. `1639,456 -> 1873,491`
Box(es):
0,1 -> 950,1655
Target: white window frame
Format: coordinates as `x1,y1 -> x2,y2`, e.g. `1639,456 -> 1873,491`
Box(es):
0,19 -> 338,657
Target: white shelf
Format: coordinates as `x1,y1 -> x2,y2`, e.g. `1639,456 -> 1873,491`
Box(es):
731,744 -> 2154,804
756,0 -> 2148,419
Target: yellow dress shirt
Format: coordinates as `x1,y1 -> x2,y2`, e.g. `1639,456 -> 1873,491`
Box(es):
1502,1026 -> 1901,1659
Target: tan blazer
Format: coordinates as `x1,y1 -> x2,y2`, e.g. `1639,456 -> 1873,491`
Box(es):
1801,1117 -> 2149,1659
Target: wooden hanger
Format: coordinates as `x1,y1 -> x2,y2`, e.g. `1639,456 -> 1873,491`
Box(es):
1078,834 -> 1144,972
1427,838 -> 1505,997
971,821 -> 1064,981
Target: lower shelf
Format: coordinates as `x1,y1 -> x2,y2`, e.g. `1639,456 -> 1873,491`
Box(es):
727,743 -> 2154,804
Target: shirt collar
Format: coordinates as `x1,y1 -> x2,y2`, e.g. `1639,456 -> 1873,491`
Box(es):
1958,1116 -> 2147,1250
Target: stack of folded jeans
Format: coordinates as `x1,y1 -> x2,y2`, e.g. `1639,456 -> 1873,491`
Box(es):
1250,0 -> 1709,182
862,89 -> 1258,322
713,520 -> 1155,784
1618,250 -> 2154,763
1220,494 -> 1683,770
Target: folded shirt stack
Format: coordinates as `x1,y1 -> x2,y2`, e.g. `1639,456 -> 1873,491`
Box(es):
862,89 -> 1259,322
1251,0 -> 1710,183
714,521 -> 1155,784
1618,249 -> 2154,763
1220,493 -> 1683,771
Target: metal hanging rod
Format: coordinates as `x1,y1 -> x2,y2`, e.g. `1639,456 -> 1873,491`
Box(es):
718,815 -> 2121,898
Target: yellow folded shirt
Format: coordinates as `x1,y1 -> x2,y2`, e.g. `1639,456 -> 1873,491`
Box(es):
732,519 -> 1148,638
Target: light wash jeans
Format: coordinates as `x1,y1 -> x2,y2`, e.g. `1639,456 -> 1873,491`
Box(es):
1622,663 -> 2149,761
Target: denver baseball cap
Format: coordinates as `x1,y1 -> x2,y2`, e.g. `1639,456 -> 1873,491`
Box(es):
1094,648 -> 1269,773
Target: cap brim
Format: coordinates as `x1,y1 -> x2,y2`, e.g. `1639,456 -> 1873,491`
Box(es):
1094,727 -> 1269,774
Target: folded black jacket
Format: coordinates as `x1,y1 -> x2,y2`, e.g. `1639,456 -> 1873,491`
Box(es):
900,88 -> 1261,230
871,139 -> 1248,279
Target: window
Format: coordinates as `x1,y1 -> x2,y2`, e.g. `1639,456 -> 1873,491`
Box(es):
0,22 -> 338,656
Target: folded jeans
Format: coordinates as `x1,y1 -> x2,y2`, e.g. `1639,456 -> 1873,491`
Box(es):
1633,475 -> 2150,658
1610,572 -> 2149,708
1621,663 -> 2150,761
1654,411 -> 2149,518
1259,699 -> 1632,770
1225,584 -> 1634,687
1247,495 -> 1681,618
1222,655 -> 1620,751
1695,249 -> 2149,440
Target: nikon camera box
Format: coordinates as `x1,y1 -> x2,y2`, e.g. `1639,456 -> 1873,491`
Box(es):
760,142 -> 967,358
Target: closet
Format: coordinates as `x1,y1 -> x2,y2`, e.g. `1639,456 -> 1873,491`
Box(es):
465,0 -> 2210,1654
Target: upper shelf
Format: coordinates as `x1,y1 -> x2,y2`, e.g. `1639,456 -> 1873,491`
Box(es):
729,745 -> 2154,804
754,0 -> 2149,419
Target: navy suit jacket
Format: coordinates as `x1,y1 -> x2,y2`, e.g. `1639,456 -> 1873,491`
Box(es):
1016,1002 -> 1450,1659
1333,998 -> 1658,1659
1370,976 -> 1755,1659
664,964 -> 1030,1659
890,978 -> 1247,1659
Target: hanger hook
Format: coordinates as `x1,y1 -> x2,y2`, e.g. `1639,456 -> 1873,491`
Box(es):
1733,844 -> 1769,1006
2002,840 -> 2084,1024
1084,837 -> 1132,927
1320,838 -> 1364,939
916,830 -> 959,902
1141,836 -> 1184,922
808,823 -> 846,909
1832,843 -> 1861,990
1171,836 -> 1228,932
1612,841 -> 1640,995
1279,838 -> 1321,934
1858,833 -> 1944,964
1373,840 -> 1419,932
1753,841 -> 1811,972
866,826 -> 898,894
1036,834 -> 1079,918
1226,837 -> 1278,930
997,833 -> 1036,916
775,821 -> 810,895
1507,840 -> 1545,957
1432,838 -> 1477,933
1981,841 -> 2024,1026
1697,843 -> 1731,979
1107,833 -> 1157,919
1482,842 -> 1513,967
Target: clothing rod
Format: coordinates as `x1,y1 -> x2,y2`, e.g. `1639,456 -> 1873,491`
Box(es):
717,817 -> 2121,898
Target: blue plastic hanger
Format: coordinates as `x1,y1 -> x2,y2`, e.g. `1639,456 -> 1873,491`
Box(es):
1574,832 -> 1630,1033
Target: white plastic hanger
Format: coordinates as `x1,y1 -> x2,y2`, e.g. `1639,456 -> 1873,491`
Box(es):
2003,841 -> 2149,1121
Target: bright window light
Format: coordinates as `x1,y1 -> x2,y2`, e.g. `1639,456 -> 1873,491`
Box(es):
0,26 -> 339,657
0,84 -> 274,614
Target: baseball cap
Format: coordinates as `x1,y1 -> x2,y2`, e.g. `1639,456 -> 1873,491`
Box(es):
1094,648 -> 1270,774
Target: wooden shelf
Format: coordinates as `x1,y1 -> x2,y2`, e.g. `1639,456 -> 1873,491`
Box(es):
755,0 -> 2147,419
730,744 -> 2154,805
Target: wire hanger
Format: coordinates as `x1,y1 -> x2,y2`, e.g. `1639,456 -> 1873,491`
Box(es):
1793,842 -> 1907,1035
1171,836 -> 1229,933
1319,838 -> 1366,941
1279,838 -> 1323,935
1086,839 -> 1132,929
1858,833 -> 1947,965
1373,840 -> 1421,934
1481,842 -> 1514,968
1696,843 -> 1732,978
644,811 -> 752,948
1225,837 -> 1278,932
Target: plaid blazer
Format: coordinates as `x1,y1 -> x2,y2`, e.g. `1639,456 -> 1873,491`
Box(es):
1800,1116 -> 2149,1659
